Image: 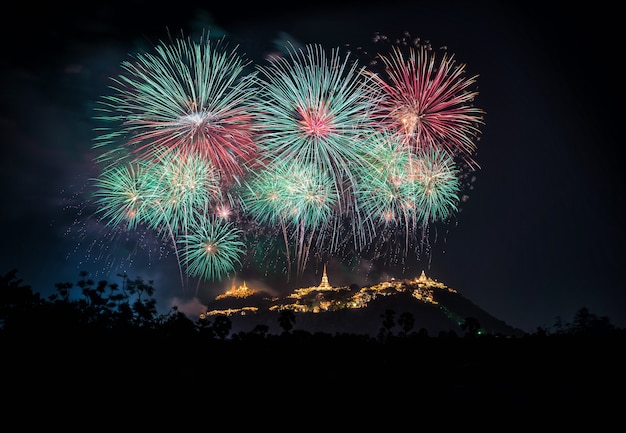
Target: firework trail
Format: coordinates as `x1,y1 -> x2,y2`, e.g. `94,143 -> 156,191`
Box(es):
413,147 -> 461,228
179,215 -> 245,283
85,31 -> 485,289
92,31 -> 259,186
92,161 -> 156,231
249,42 -> 383,279
240,159 -> 337,281
362,33 -> 484,170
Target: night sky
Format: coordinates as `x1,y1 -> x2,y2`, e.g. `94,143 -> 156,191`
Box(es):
1,1 -> 622,333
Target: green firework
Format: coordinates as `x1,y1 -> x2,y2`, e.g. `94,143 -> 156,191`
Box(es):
240,159 -> 338,280
92,161 -> 157,230
414,147 -> 461,227
93,32 -> 259,184
355,130 -> 419,229
252,43 -> 380,211
142,150 -> 222,237
179,216 -> 245,281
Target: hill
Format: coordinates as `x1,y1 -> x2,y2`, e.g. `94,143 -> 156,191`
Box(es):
202,270 -> 527,338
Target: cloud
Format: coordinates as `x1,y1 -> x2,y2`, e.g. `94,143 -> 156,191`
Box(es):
167,296 -> 207,318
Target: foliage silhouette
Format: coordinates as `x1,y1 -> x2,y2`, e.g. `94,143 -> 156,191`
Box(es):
212,314 -> 233,340
460,316 -> 481,337
397,311 -> 416,336
1,268 -> 624,342
2,268 -> 624,418
277,309 -> 296,333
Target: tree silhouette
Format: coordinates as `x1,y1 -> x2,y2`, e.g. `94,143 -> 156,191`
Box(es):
250,324 -> 269,338
571,307 -> 616,337
2,267 -> 625,348
0,269 -> 41,332
378,309 -> 396,341
161,306 -> 197,337
196,315 -> 216,339
212,314 -> 233,340
461,316 -> 481,337
278,309 -> 296,333
398,311 -> 415,336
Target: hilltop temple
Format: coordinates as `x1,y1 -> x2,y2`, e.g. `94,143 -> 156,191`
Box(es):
215,280 -> 258,300
317,264 -> 332,289
204,266 -> 459,318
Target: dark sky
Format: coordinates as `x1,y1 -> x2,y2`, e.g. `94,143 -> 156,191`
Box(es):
1,1 -> 622,333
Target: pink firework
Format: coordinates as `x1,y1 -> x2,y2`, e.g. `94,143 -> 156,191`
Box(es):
365,39 -> 484,168
94,34 -> 259,186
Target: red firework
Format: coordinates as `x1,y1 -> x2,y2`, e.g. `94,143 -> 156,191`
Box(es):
365,42 -> 484,168
95,35 -> 259,186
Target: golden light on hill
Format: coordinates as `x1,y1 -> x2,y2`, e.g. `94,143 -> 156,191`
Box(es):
202,268 -> 457,318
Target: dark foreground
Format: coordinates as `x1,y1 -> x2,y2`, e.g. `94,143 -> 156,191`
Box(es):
2,269 -> 623,426
3,331 -> 624,425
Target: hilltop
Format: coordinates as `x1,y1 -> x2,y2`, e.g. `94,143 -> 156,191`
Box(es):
202,269 -> 527,338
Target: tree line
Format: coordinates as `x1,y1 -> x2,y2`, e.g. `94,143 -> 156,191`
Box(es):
1,268 -> 623,341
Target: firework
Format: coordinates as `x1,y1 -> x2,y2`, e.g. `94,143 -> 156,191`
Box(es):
91,161 -> 156,230
413,147 -> 461,227
363,35 -> 484,169
353,129 -> 461,263
241,159 -> 337,280
355,130 -> 418,229
93,32 -> 259,185
179,216 -> 246,282
354,130 -> 424,259
252,43 -> 382,190
85,31 -> 485,287
142,150 -> 222,237
250,43 -> 383,262
242,160 -> 336,228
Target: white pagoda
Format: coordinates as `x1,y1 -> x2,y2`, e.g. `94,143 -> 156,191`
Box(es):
318,264 -> 332,289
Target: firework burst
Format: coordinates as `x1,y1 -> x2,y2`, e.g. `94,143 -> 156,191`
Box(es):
241,159 -> 337,280
142,150 -> 222,237
179,216 -> 246,282
413,147 -> 461,228
250,43 -> 383,261
93,32 -> 259,185
252,44 -> 381,193
353,129 -> 461,267
355,130 -> 417,229
91,161 -> 156,230
363,33 -> 484,169
84,31 -> 485,289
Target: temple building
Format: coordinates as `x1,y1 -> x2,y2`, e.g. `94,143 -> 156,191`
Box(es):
215,280 -> 257,300
318,264 -> 332,289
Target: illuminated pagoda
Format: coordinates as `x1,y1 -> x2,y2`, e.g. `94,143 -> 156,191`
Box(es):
215,280 -> 258,300
318,264 -> 332,290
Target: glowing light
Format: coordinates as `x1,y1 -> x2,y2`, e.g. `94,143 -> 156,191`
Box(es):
179,216 -> 245,282
86,32 -> 485,288
93,32 -> 259,185
364,35 -> 484,169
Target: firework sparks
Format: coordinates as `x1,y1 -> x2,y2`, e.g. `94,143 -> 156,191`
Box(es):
85,31 -> 485,288
93,32 -> 259,185
179,216 -> 245,282
413,147 -> 461,227
142,150 -> 222,237
364,35 -> 484,169
91,161 -> 156,230
250,43 -> 383,264
241,160 -> 337,280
